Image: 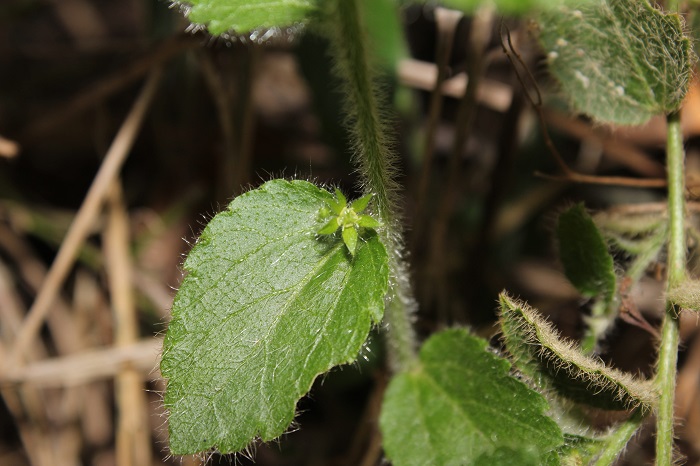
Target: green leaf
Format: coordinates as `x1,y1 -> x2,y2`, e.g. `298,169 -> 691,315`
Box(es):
161,179 -> 389,454
182,0 -> 319,35
317,217 -> 340,235
334,188 -> 347,208
537,0 -> 693,125
350,193 -> 373,213
379,329 -> 563,466
557,204 -> 616,304
498,293 -> 657,411
342,227 -> 358,256
357,215 -> 380,229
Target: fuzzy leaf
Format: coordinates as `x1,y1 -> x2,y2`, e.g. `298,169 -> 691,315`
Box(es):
161,179 -> 389,454
498,293 -> 657,411
668,279 -> 700,312
557,204 -> 616,304
537,0 -> 693,125
379,329 -> 563,466
182,0 -> 318,35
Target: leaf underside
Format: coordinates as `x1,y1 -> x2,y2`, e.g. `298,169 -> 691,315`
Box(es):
537,0 -> 692,125
498,293 -> 657,411
161,179 -> 389,454
379,329 -> 563,466
181,0 -> 318,35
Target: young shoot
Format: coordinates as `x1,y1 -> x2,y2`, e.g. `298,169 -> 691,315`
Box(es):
317,189 -> 381,256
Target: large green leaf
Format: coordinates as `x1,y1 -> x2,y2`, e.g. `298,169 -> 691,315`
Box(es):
161,179 -> 389,454
181,0 -> 319,35
498,293 -> 657,411
557,203 -> 616,303
379,329 -> 563,466
537,0 -> 693,125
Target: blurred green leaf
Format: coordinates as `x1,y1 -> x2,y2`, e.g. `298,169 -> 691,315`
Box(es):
537,0 -> 693,124
380,328 -> 563,466
361,0 -> 408,69
557,203 -> 616,304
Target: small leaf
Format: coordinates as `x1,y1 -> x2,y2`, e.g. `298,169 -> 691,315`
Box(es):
181,0 -> 318,35
350,193 -> 373,213
161,179 -> 389,454
334,188 -> 347,208
379,329 -> 563,466
557,204 -> 616,304
537,0 -> 693,125
342,227 -> 358,256
357,215 -> 381,229
317,217 -> 340,235
498,293 -> 657,411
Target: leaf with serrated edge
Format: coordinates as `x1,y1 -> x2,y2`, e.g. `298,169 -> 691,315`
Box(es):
182,0 -> 318,35
161,179 -> 389,454
537,0 -> 693,125
498,293 -> 657,411
557,204 -> 616,303
379,329 -> 563,466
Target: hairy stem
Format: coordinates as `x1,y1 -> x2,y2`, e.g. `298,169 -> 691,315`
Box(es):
655,110 -> 685,465
594,410 -> 643,466
325,0 -> 418,371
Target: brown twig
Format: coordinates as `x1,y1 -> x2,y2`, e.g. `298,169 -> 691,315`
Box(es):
1,338 -> 162,387
502,23 -> 668,190
411,7 -> 463,250
543,109 -> 665,178
0,135 -> 20,158
535,170 -> 667,188
6,69 -> 162,370
21,35 -> 192,139
104,182 -> 152,466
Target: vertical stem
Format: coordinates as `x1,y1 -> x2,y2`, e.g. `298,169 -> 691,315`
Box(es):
328,0 -> 418,371
655,110 -> 685,466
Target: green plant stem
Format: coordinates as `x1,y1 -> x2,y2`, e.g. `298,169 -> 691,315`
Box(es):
326,0 -> 418,371
594,409 -> 643,466
655,110 -> 686,466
